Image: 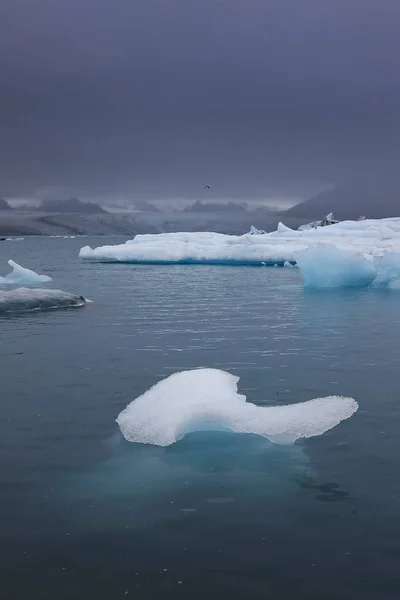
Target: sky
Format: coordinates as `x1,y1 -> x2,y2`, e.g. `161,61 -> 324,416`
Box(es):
1,0 -> 400,208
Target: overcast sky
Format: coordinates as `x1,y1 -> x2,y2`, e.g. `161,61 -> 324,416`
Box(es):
1,0 -> 399,205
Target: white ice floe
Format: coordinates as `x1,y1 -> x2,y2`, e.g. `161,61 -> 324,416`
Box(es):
78,218 -> 400,263
0,260 -> 52,285
0,288 -> 87,314
116,369 -> 358,447
79,217 -> 400,287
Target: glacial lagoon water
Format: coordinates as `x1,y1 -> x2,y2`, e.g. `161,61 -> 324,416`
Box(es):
1,236 -> 400,599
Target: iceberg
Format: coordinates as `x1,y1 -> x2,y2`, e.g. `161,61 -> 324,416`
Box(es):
79,217 -> 400,273
294,245 -> 377,288
116,368 -> 358,447
0,288 -> 87,314
0,260 -> 52,285
248,225 -> 266,235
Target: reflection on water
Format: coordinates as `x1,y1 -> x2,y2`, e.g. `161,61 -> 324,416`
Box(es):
293,473 -> 351,503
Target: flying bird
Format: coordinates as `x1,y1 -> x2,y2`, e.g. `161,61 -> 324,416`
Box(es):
204,185 -> 211,190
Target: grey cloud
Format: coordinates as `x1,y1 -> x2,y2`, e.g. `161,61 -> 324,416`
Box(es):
1,0 -> 400,202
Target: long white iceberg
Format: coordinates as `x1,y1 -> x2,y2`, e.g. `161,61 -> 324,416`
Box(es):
0,260 -> 52,285
0,288 -> 87,314
79,218 -> 400,268
116,368 -> 358,447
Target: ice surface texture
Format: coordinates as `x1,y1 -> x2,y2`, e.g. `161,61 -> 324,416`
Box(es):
0,260 -> 52,285
0,288 -> 87,314
116,369 -> 358,447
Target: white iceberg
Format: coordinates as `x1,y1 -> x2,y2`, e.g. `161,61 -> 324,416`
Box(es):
0,260 -> 52,285
79,216 -> 400,288
79,217 -> 400,270
0,288 -> 87,314
116,368 -> 358,447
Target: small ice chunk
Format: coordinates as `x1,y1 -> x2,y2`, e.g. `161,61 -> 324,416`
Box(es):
116,369 -> 358,447
0,260 -> 52,286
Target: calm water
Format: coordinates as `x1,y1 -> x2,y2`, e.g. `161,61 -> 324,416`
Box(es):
1,237 -> 400,599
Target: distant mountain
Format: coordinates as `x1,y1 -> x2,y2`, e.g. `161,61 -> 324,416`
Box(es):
37,198 -> 108,214
133,200 -> 161,212
0,198 -> 12,210
184,200 -> 248,213
0,206 -> 279,236
285,182 -> 400,221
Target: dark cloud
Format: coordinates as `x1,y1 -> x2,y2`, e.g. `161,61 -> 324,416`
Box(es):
1,0 -> 400,202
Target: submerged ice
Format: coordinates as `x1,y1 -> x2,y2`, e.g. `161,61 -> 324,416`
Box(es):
116,369 -> 358,447
0,288 -> 87,314
0,260 -> 52,286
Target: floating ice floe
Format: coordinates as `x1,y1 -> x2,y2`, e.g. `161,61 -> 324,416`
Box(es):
78,217 -> 400,264
116,368 -> 358,447
79,217 -> 400,288
0,260 -> 52,286
0,288 -> 87,314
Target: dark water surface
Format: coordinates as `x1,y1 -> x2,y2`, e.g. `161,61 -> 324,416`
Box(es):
1,237 -> 400,599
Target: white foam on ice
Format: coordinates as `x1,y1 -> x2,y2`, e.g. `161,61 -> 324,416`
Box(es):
0,260 -> 52,285
0,288 -> 87,314
116,369 -> 358,447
